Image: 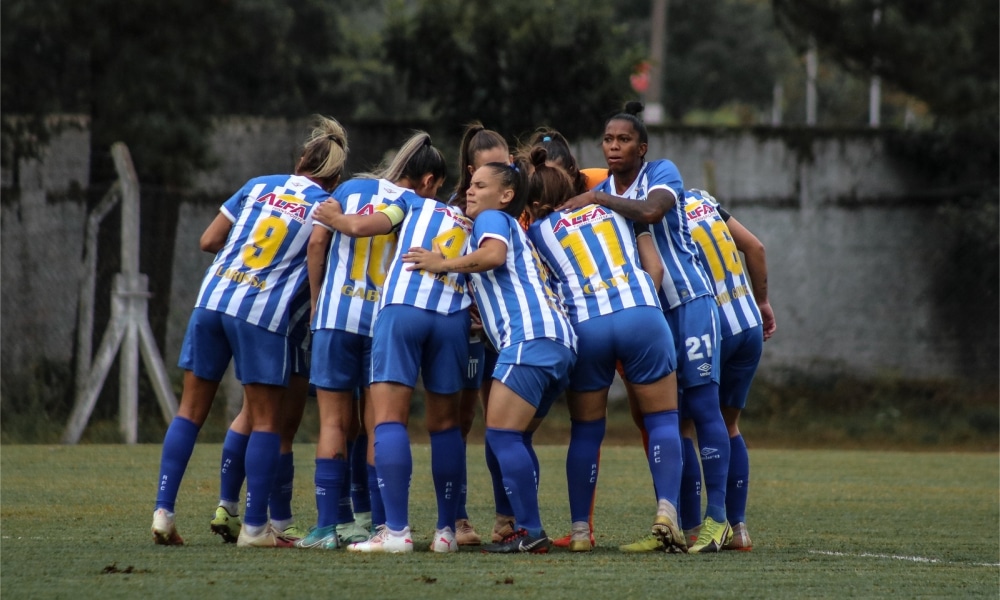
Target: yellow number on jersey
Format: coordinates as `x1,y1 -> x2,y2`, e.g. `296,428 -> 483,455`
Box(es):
559,220 -> 626,279
243,215 -> 289,269
690,220 -> 743,281
432,227 -> 468,259
349,233 -> 397,287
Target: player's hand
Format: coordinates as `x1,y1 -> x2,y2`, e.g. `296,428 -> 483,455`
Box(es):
402,243 -> 446,273
758,301 -> 776,341
313,199 -> 343,228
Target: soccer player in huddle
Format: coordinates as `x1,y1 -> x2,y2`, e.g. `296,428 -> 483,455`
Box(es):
404,158 -> 577,554
680,188 -> 775,551
448,122 -> 514,545
559,102 -> 733,553
313,132 -> 471,554
151,115 -> 348,548
525,146 -> 688,553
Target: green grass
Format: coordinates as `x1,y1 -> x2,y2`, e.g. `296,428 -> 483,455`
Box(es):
1,443 -> 997,599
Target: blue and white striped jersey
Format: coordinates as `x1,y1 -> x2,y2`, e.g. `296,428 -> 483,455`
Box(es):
684,189 -> 762,338
312,178 -> 402,335
594,159 -> 713,309
467,209 -> 576,353
527,204 -> 660,324
196,174 -> 328,334
380,194 -> 473,315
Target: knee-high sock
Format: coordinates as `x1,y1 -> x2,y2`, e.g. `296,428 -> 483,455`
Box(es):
679,435 -> 702,530
244,431 -> 281,527
485,428 -> 543,536
314,457 -> 347,528
643,410 -> 682,508
155,416 -> 200,512
457,440 -> 470,521
268,451 -> 294,522
367,463 -> 385,527
430,427 -> 464,530
219,429 -> 249,505
373,422 -> 411,532
726,434 -> 750,524
523,430 -> 539,491
566,419 -> 605,524
485,436 -> 514,517
337,465 -> 355,524
684,383 -> 729,523
350,434 -> 371,514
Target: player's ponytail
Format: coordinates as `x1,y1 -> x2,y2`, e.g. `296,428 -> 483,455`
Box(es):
527,146 -> 576,220
299,115 -> 349,182
452,122 -> 509,204
482,157 -> 529,219
366,131 -> 447,188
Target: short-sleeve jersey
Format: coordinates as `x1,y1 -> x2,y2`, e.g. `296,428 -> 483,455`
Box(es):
312,178 -> 402,335
196,174 -> 328,334
527,204 -> 661,324
684,189 -> 762,338
593,159 -> 713,309
467,209 -> 576,354
380,194 -> 473,315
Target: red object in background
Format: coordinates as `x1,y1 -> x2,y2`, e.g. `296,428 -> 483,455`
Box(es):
630,61 -> 650,94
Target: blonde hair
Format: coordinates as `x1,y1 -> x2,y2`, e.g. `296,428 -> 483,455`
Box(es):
299,115 -> 349,180
361,131 -> 447,184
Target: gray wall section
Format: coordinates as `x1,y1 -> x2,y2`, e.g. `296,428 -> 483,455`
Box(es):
1,119 -> 992,394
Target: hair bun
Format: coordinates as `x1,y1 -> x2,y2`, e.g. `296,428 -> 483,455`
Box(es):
528,145 -> 548,168
624,101 -> 645,116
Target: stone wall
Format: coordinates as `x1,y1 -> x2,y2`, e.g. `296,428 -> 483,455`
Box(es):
2,118 -> 994,399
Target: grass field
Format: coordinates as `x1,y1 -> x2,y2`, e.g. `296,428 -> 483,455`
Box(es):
1,443 -> 997,599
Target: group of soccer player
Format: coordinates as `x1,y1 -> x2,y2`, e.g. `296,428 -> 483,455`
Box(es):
150,101 -> 776,555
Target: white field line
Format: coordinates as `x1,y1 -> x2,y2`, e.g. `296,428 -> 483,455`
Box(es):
809,550 -> 999,568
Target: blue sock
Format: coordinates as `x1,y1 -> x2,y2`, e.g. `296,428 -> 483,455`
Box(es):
457,441 -> 469,520
337,466 -> 355,524
430,427 -> 464,530
685,383 -> 729,524
219,429 -> 249,504
243,431 -> 281,527
350,434 -> 371,514
268,451 -> 294,522
485,436 -> 514,517
727,434 -> 750,524
155,417 -> 200,512
367,463 -> 385,527
643,410 -> 682,508
315,457 -> 347,528
523,430 -> 539,491
566,419 -> 605,523
679,436 -> 702,530
485,428 -> 543,536
374,422 -> 411,532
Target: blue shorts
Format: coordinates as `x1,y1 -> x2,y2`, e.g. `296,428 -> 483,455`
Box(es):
178,308 -> 289,386
665,295 -> 721,389
719,326 -> 763,410
311,329 -> 372,391
493,339 -> 575,418
370,304 -> 470,394
569,307 -> 676,391
464,336 -> 486,390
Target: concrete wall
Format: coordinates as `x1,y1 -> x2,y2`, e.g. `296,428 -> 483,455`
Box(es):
2,118 -> 994,398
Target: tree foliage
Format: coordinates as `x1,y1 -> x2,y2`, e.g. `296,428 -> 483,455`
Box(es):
383,0 -> 641,142
772,0 -> 999,120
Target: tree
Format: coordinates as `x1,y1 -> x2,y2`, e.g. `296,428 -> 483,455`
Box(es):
383,0 -> 642,142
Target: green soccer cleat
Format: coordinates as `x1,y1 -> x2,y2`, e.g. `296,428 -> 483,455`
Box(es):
336,520 -> 371,544
295,524 -> 340,550
210,506 -> 241,544
619,533 -> 665,553
688,517 -> 733,554
280,523 -> 308,542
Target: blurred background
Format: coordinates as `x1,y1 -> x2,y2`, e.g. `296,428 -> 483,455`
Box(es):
1,0 -> 997,448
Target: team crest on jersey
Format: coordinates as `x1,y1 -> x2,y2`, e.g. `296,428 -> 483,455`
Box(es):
685,199 -> 717,224
255,192 -> 310,222
552,206 -> 613,233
